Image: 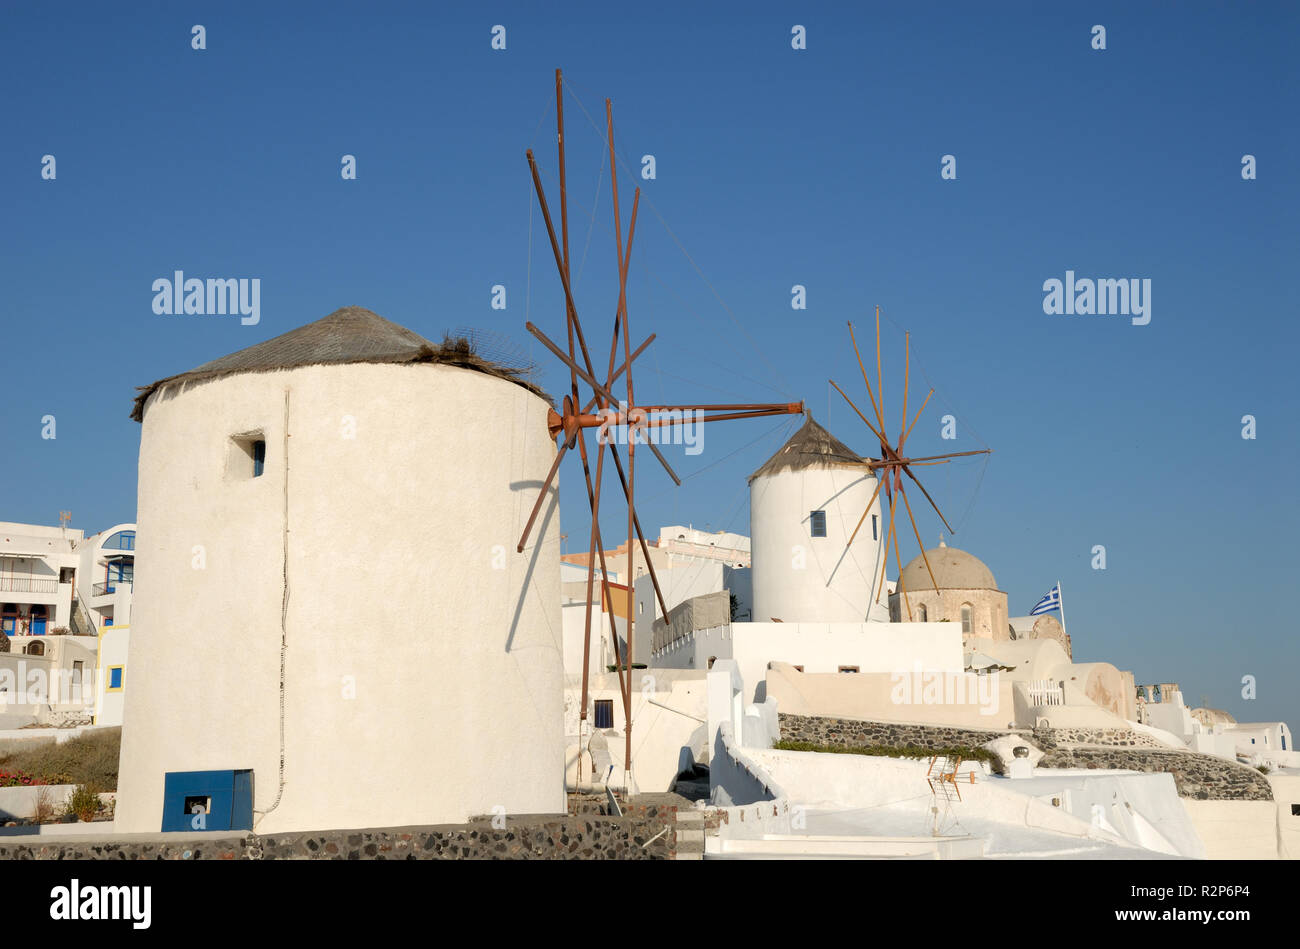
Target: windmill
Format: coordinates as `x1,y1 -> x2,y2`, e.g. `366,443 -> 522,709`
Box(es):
829,308 -> 991,620
515,70 -> 803,788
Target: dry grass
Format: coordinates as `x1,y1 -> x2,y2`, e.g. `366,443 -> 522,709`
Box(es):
33,785 -> 56,823
0,727 -> 120,790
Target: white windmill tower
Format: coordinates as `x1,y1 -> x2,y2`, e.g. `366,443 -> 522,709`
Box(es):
749,416 -> 890,624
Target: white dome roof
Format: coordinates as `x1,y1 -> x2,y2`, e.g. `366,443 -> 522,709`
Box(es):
899,542 -> 997,591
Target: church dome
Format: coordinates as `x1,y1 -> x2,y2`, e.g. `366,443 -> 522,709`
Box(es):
898,542 -> 997,591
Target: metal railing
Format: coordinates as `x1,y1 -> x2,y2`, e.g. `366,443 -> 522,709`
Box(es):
0,576 -> 59,594
92,580 -> 133,597
70,598 -> 98,636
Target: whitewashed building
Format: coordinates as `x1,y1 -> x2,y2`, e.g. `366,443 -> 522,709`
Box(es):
1,520 -> 136,725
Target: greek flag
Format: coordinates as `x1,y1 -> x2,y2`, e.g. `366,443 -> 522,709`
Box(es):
1030,584 -> 1061,616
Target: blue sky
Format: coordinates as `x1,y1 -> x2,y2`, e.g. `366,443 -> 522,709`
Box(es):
2,2 -> 1297,725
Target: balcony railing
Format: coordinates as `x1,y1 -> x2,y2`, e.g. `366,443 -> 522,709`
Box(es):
0,576 -> 59,594
1026,679 -> 1065,707
92,580 -> 133,597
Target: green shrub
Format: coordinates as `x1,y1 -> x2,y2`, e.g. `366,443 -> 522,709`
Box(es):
772,739 -> 1004,775
66,784 -> 101,822
0,727 -> 120,789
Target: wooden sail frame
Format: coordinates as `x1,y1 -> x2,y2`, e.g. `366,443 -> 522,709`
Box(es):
517,69 -> 804,787
830,310 -> 991,620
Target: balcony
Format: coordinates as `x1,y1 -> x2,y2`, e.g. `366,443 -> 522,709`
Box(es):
0,576 -> 58,594
92,580 -> 133,597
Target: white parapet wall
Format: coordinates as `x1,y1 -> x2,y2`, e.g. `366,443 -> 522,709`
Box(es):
748,749 -> 1205,858
1267,773 -> 1300,859
705,659 -> 793,838
0,784 -> 88,821
656,618 -> 964,703
766,663 -> 1017,728
1180,800 -> 1280,859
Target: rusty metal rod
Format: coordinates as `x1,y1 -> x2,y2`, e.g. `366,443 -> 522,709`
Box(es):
847,472 -> 887,548
902,464 -> 955,535
526,150 -> 611,406
526,322 -> 619,408
899,483 -> 941,596
848,320 -> 886,438
606,441 -> 671,620
516,438 -> 569,552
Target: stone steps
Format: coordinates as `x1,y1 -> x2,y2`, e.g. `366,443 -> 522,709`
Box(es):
675,809 -> 705,860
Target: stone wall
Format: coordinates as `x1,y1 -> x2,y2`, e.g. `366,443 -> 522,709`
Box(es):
778,712 -> 1018,751
777,713 -> 1271,802
0,810 -> 679,860
1037,748 -> 1273,801
1032,726 -> 1166,750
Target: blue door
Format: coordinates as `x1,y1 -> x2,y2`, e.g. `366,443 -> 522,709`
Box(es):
30,606 -> 46,636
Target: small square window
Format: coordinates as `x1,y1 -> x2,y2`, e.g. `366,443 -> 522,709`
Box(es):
227,431 -> 267,481
593,699 -> 614,729
809,510 -> 827,538
107,666 -> 124,690
1291,804 -> 1300,817
184,796 -> 211,816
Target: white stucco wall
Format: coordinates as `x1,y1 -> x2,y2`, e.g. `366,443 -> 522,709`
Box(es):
116,362 -> 564,834
561,601 -> 613,683
564,669 -> 707,792
767,662 -> 1017,728
632,560 -> 753,631
750,466 -> 888,624
1229,723 -> 1294,767
634,559 -> 724,624
1145,697 -> 1196,740
652,619 -> 963,703
1266,773 -> 1300,860
93,627 -> 130,726
749,750 -> 1202,857
1180,800 -> 1279,859
731,620 -> 961,699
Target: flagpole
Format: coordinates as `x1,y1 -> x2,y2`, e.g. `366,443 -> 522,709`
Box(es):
1057,579 -> 1069,642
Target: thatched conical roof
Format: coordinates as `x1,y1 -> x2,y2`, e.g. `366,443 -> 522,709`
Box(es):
131,306 -> 548,420
748,416 -> 866,482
